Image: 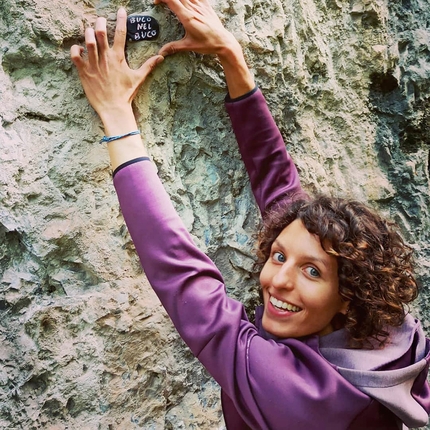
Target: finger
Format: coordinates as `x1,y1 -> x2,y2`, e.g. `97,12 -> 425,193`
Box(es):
140,54 -> 164,74
154,0 -> 194,21
94,17 -> 109,56
70,45 -> 84,64
188,0 -> 208,7
136,55 -> 164,81
113,7 -> 127,55
85,27 -> 98,66
70,45 -> 85,68
158,39 -> 189,57
129,55 -> 164,100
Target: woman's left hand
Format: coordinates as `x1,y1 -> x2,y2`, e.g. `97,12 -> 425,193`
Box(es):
70,8 -> 164,127
156,0 -> 239,58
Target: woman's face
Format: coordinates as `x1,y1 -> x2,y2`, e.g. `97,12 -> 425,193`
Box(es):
259,219 -> 348,339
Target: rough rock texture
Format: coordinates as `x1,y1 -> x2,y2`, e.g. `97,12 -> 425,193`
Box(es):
0,0 -> 429,428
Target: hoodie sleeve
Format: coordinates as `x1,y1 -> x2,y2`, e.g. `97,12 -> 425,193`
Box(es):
225,88 -> 307,214
113,159 -> 372,430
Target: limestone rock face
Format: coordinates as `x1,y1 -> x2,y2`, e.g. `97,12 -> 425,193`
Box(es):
0,0 -> 429,428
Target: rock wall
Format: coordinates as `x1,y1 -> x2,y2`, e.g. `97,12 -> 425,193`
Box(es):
0,0 -> 429,428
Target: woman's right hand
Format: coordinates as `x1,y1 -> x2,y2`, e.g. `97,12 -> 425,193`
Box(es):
70,8 -> 163,130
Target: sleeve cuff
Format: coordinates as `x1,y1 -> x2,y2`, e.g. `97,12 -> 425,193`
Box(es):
112,157 -> 151,178
225,85 -> 259,103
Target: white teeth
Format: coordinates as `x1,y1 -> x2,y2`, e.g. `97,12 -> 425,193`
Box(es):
269,296 -> 301,312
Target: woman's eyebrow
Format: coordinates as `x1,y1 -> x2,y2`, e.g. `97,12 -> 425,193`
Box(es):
272,239 -> 282,248
304,256 -> 329,269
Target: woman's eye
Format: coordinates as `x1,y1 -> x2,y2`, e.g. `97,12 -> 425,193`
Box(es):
273,252 -> 285,263
305,266 -> 320,278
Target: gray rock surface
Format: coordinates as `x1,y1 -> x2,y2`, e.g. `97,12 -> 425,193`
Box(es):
0,0 -> 429,428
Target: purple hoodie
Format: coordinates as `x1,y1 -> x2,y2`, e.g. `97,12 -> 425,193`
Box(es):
113,88 -> 430,429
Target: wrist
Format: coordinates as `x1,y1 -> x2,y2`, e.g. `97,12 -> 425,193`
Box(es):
98,105 -> 148,170
217,43 -> 255,99
107,134 -> 148,171
216,37 -> 244,66
99,105 -> 138,136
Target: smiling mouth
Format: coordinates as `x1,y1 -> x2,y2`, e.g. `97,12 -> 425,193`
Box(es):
269,295 -> 302,312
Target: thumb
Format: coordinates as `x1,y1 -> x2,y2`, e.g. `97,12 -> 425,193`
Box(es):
158,39 -> 187,57
138,54 -> 164,77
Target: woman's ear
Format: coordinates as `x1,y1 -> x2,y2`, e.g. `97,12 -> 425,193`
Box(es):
339,300 -> 350,315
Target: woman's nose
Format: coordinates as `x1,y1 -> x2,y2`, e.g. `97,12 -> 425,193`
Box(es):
272,263 -> 295,290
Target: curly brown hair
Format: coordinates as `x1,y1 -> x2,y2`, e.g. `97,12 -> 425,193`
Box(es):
255,195 -> 419,348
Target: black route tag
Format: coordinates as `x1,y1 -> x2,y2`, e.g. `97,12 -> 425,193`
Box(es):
127,15 -> 160,42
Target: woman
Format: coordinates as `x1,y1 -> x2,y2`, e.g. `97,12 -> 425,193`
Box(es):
70,1 -> 430,428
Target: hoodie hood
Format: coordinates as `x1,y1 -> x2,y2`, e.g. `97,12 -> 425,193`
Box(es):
255,307 -> 430,428
319,313 -> 430,428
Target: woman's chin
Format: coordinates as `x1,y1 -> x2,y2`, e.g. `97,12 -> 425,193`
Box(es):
262,314 -> 297,339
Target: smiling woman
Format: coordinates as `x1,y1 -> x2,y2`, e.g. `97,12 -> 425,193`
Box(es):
259,218 -> 346,339
70,1 -> 430,429
256,195 -> 419,347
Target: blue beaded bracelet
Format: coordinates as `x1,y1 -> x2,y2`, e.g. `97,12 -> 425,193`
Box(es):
99,130 -> 140,144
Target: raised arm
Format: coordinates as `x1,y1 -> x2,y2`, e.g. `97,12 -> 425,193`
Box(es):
225,90 -> 306,213
156,0 -> 306,214
69,2 -> 253,389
